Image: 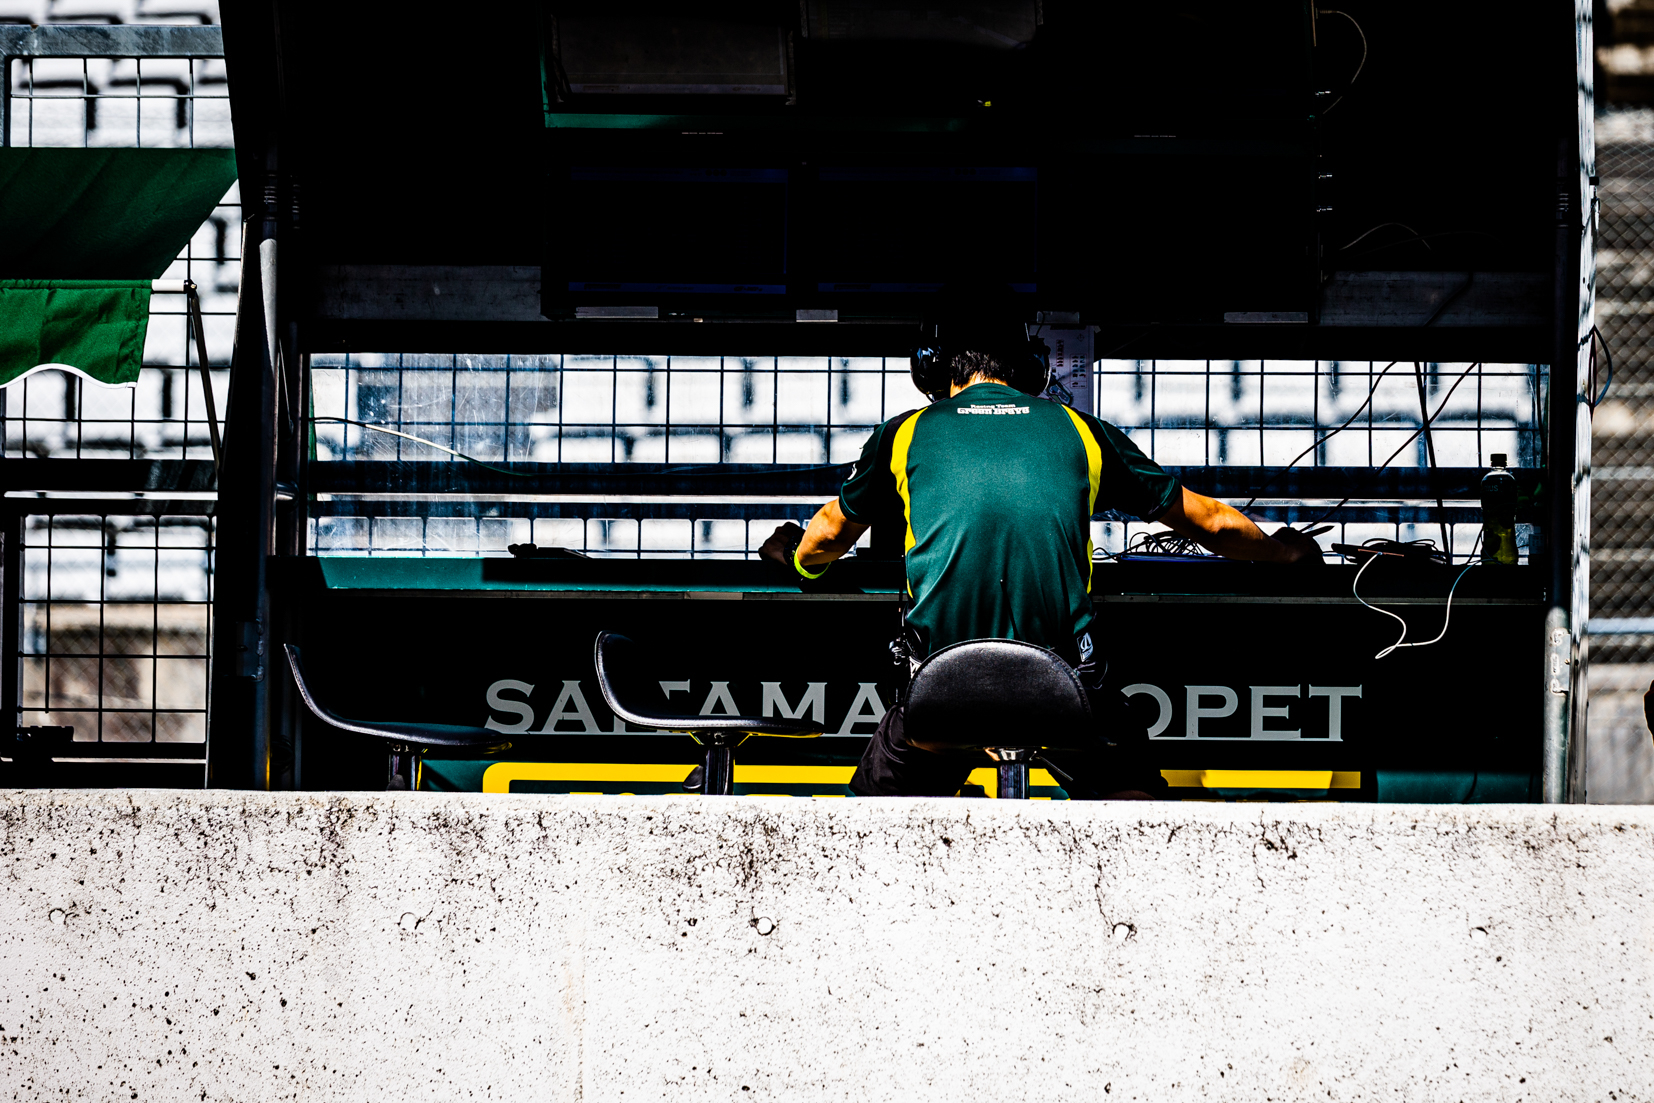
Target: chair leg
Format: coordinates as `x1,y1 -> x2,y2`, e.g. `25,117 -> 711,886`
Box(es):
993,748 -> 1031,799
387,743 -> 419,791
702,735 -> 736,796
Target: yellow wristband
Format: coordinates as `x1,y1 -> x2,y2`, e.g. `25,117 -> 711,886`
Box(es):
793,545 -> 828,580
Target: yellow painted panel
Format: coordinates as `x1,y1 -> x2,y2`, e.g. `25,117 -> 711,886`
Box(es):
1160,770 -> 1361,790
1200,770 -> 1329,789
735,765 -> 857,785
481,761 -> 857,794
483,762 -> 692,792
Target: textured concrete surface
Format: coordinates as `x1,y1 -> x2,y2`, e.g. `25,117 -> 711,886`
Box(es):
1,793 -> 1652,1102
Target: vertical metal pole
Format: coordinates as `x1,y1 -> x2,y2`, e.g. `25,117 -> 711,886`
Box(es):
207,202 -> 277,788
997,761 -> 1029,800
1569,0 -> 1598,802
1542,178 -> 1576,804
703,738 -> 735,796
1,511 -> 22,742
249,205 -> 278,790
186,283 -> 223,467
1543,0 -> 1592,803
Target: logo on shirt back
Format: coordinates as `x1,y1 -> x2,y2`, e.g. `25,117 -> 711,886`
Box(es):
957,402 -> 1030,415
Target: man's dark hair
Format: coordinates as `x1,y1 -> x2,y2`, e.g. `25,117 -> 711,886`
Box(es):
948,349 -> 1008,389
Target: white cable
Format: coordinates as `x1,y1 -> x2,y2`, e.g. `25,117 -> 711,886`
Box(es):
1352,554 -> 1479,660
1341,222 -> 1426,254
1317,9 -> 1368,114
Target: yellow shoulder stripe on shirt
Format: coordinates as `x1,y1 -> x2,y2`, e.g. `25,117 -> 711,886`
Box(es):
1060,406 -> 1103,514
889,409 -> 926,563
1061,405 -> 1104,592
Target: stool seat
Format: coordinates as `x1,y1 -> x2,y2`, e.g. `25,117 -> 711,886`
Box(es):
593,631 -> 821,795
285,645 -> 509,788
903,639 -> 1094,797
904,638 -> 1093,752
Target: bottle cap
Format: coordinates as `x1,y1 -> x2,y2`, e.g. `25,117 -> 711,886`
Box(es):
1490,453 -> 1508,468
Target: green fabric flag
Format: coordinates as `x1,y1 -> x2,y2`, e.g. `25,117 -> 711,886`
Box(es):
0,147 -> 238,280
0,280 -> 151,387
0,147 -> 237,387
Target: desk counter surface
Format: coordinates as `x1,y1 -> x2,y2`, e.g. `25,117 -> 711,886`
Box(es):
306,555 -> 1547,606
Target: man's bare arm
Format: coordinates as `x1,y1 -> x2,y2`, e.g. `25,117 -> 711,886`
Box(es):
758,499 -> 870,570
1159,487 -> 1322,564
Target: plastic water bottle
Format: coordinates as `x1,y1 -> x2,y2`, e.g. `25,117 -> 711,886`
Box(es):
1480,453 -> 1518,565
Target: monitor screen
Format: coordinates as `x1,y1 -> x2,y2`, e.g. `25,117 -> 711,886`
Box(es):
552,166 -> 790,297
808,166 -> 1038,294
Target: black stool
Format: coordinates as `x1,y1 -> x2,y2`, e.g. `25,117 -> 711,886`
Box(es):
284,645 -> 511,790
903,639 -> 1093,799
593,631 -> 822,795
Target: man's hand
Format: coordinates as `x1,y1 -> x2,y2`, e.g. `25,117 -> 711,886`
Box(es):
1271,525 -> 1326,566
759,501 -> 870,573
759,522 -> 806,568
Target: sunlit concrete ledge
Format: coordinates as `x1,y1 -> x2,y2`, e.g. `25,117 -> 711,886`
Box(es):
1,791 -> 1650,1101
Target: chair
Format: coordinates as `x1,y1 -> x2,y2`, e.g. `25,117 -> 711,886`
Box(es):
903,639 -> 1093,799
284,645 -> 510,791
592,631 -> 823,795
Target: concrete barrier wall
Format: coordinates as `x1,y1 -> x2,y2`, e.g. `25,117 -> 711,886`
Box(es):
1,792 -> 1651,1101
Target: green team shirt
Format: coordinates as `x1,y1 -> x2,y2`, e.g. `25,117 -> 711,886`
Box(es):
838,382 -> 1180,656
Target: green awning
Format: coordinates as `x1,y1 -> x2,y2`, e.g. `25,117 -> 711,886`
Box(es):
0,147 -> 237,388
0,280 -> 151,388
0,147 -> 238,279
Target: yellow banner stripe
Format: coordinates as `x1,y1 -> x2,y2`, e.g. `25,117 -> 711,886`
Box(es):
482,761 -> 857,794
481,763 -> 1360,796
1161,770 -> 1361,790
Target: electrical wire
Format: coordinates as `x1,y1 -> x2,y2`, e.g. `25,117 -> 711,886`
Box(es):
1420,273 -> 1474,328
1096,530 -> 1216,561
1316,9 -> 1367,114
1411,362 -> 1450,552
1355,537 -> 1447,563
1340,223 -> 1424,255
1241,360 -> 1400,513
1307,362 -> 1481,527
312,418 -> 858,484
1591,324 -> 1615,408
1352,554 -> 1479,660
1339,230 -> 1506,264
312,418 -> 542,478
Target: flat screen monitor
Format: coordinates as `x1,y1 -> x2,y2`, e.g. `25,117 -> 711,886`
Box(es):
552,166 -> 790,299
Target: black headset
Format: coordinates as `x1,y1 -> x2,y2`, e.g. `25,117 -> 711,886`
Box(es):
910,318 -> 1053,401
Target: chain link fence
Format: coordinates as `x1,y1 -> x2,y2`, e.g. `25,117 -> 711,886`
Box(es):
1589,110 -> 1654,801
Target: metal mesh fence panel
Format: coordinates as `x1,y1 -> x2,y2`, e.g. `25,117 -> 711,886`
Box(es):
1588,111 -> 1654,800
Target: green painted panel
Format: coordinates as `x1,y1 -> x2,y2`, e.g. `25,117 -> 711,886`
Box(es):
314,556 -> 890,594
1376,772 -> 1537,803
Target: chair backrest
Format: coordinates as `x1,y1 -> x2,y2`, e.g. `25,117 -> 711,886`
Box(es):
592,631 -> 660,728
592,630 -> 822,736
284,644 -> 388,738
903,638 -> 1092,751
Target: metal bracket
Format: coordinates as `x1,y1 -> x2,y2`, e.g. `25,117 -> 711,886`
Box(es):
236,620 -> 265,681
1547,625 -> 1571,695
